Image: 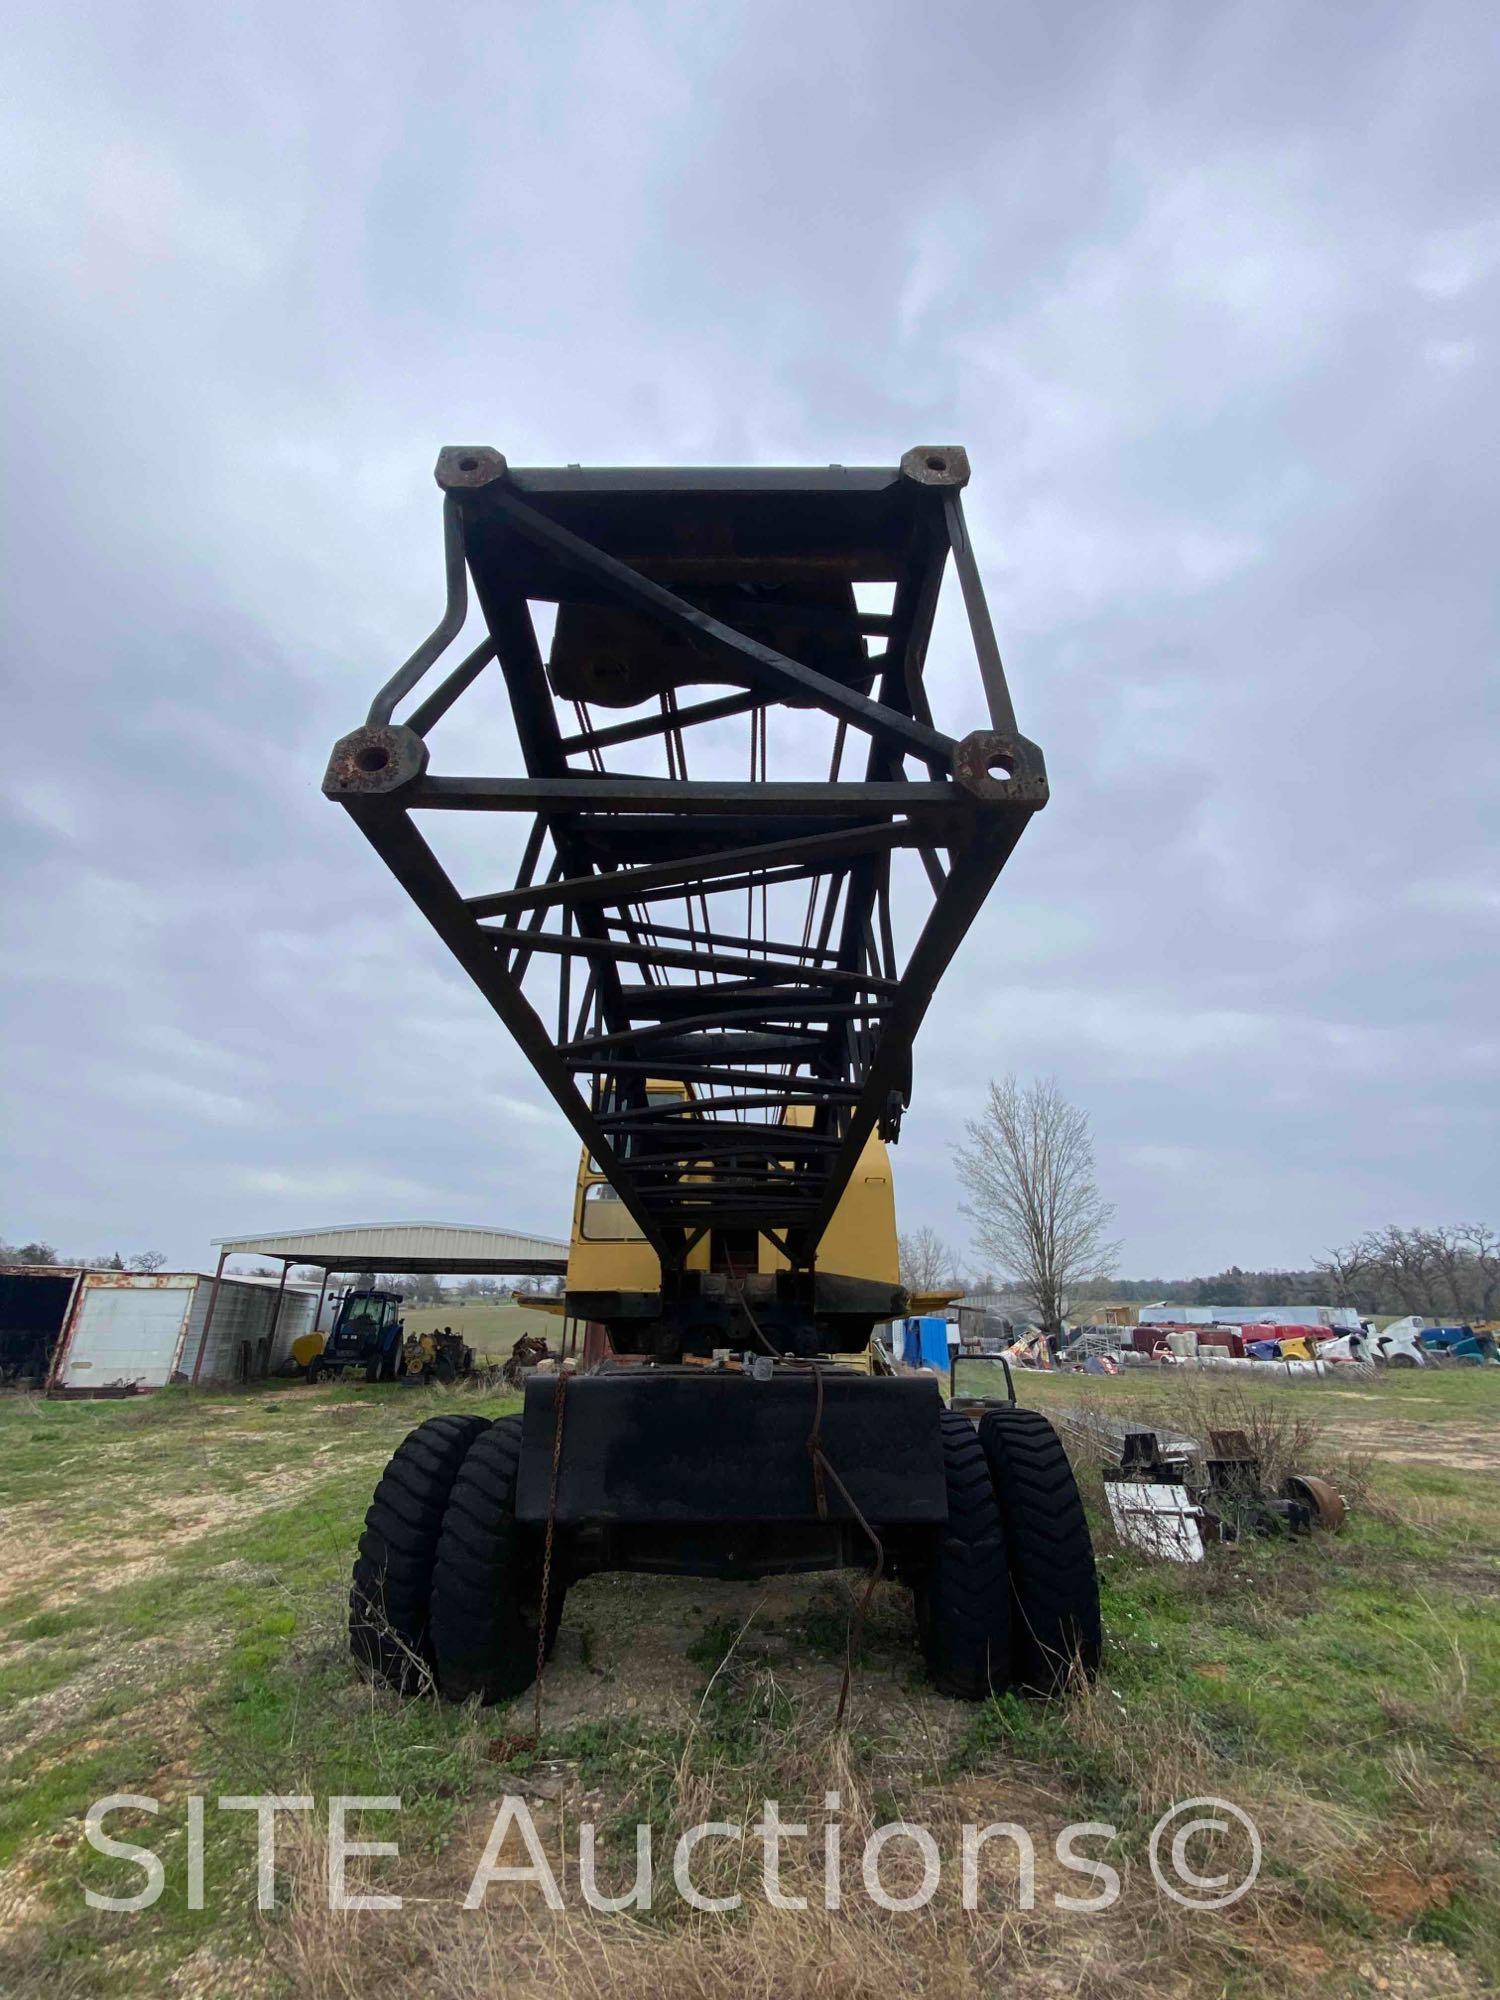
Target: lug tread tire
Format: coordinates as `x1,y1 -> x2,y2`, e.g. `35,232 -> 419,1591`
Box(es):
350,1413 -> 492,1692
917,1409 -> 1012,1699
430,1415 -> 564,1704
978,1406 -> 1101,1692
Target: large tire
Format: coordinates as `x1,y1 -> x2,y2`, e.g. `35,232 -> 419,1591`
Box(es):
978,1406 -> 1101,1693
914,1409 -> 1012,1699
430,1415 -> 565,1704
349,1413 -> 492,1693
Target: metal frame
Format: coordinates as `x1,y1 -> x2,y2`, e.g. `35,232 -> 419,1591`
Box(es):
325,446 -> 1047,1280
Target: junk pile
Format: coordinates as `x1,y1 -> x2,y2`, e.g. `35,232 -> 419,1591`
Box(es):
401,1326 -> 476,1385
1049,1409 -> 1348,1563
500,1331 -> 563,1390
1052,1311 -> 1495,1378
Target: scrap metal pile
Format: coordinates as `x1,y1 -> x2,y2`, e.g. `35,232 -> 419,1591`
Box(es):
1050,1412 -> 1349,1563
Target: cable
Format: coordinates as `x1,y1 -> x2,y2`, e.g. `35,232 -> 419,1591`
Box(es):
730,1268 -> 885,1728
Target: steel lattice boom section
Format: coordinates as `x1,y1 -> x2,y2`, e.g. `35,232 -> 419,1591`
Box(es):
325,447 -> 1047,1273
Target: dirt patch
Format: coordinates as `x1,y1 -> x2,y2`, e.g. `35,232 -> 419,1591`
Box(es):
1354,1943 -> 1488,1997
1364,1864 -> 1460,1923
6,1632 -> 213,1759
1334,1421 -> 1500,1472
536,1571 -> 966,1753
0,1459 -> 379,1613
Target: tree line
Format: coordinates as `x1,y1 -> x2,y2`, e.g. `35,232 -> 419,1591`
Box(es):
1076,1229 -> 1498,1321
0,1243 -> 561,1307
902,1226 -> 1497,1326
296,1272 -> 559,1303
895,1075 -> 1495,1328
0,1240 -> 168,1272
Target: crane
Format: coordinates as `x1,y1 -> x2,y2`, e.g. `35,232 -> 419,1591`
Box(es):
326,447 -> 1099,1708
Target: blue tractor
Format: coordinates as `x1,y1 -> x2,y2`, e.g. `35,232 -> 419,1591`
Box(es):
307,1288 -> 406,1384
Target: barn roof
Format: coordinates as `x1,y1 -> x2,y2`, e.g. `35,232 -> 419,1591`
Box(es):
210,1220 -> 569,1275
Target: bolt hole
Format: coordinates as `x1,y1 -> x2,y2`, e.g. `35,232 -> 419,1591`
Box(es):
925,454 -> 946,472
356,745 -> 391,774
986,754 -> 1013,782
457,455 -> 480,472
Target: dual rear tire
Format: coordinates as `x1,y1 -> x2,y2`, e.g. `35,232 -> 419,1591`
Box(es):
977,1405 -> 1102,1692
429,1417 -> 563,1702
350,1413 -> 563,1703
351,1404 -> 1098,1706
917,1406 -> 1100,1698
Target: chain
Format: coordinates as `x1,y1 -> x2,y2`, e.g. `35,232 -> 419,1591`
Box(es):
532,1367 -> 569,1744
734,1277 -> 883,1729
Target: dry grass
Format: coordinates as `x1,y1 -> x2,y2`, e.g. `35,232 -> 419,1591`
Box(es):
1054,1375 -> 1381,1550
258,1619 -> 1490,2000
2,1377 -> 1496,1999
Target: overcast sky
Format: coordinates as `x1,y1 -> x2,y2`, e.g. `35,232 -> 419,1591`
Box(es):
2,2 -> 1495,1279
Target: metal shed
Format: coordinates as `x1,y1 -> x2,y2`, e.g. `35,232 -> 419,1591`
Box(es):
196,1220 -> 571,1384
211,1220 -> 569,1276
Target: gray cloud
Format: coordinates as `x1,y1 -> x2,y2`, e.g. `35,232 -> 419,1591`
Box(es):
3,0 -> 1495,1274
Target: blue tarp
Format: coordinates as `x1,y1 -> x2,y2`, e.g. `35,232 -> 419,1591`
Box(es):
901,1315 -> 952,1372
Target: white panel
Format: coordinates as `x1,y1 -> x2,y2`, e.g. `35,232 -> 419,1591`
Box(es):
61,1286 -> 192,1388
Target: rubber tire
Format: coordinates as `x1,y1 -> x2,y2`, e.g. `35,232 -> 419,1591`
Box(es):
1387,1352 -> 1417,1370
364,1357 -> 382,1384
305,1357 -> 328,1385
435,1352 -> 457,1385
349,1412 -> 493,1693
430,1415 -> 565,1704
914,1408 -> 1012,1699
978,1406 -> 1102,1693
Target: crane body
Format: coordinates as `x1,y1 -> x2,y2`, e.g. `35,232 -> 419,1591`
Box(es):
328,448 -> 1099,1704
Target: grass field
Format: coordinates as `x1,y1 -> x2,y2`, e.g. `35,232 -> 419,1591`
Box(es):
1,1366 -> 1496,1998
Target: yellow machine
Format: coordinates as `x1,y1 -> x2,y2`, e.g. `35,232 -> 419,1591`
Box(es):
566,1082 -> 900,1366
290,1331 -> 325,1371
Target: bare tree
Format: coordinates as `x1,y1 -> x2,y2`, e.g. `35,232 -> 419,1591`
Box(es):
898,1225 -> 958,1295
1317,1223 -> 1498,1318
1460,1225 -> 1499,1318
129,1250 -> 168,1272
1314,1242 -> 1369,1306
1424,1227 -> 1473,1319
1369,1226 -> 1436,1316
955,1075 -> 1118,1329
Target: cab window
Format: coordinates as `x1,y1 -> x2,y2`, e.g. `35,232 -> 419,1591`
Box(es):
580,1184 -> 646,1241
588,1086 -> 688,1171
